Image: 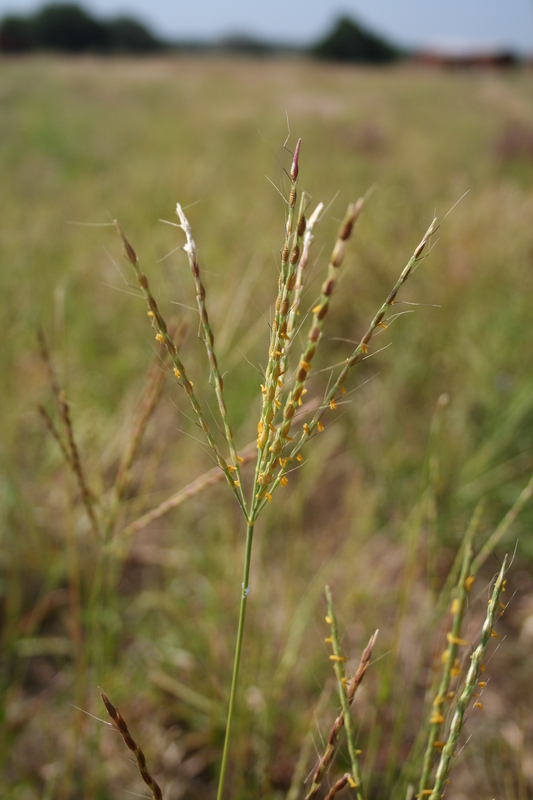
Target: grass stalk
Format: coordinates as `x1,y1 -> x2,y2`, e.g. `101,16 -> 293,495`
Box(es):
100,688 -> 163,800
216,519 -> 255,800
418,522 -> 475,794
325,585 -> 366,800
176,204 -> 247,510
305,628 -> 378,800
114,220 -> 247,518
428,556 -> 508,799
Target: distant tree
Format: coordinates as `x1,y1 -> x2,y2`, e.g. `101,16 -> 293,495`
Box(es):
31,3 -> 110,53
0,15 -> 34,52
311,16 -> 400,63
217,34 -> 276,56
107,17 -> 165,53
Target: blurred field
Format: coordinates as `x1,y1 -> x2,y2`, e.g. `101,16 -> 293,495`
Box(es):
1,56 -> 533,799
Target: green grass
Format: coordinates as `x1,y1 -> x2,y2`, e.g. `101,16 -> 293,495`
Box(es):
1,56 -> 533,799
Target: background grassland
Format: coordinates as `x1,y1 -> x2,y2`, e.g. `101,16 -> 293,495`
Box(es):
1,56 -> 533,800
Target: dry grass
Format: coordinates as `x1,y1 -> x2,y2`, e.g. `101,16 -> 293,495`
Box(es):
1,56 -> 533,800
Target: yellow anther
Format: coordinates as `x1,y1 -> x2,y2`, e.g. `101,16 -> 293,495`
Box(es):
265,492 -> 272,503
312,304 -> 322,314
451,599 -> 460,615
330,398 -> 337,410
447,633 -> 468,646
280,476 -> 288,487
340,385 -> 347,394
378,321 -> 387,329
155,333 -> 165,343
275,399 -> 281,409
491,629 -> 499,639
464,575 -> 475,591
227,465 -> 235,473
474,701 -> 483,709
296,453 -> 303,462
147,310 -> 154,317
329,655 -> 346,662
268,423 -> 276,433
433,741 -> 445,751
430,713 -> 445,725
277,378 -> 284,388
480,663 -> 485,673
361,342 -> 368,354
261,384 -> 266,394
317,421 -> 324,432
325,615 -> 332,624
348,777 -> 358,788
237,456 -> 244,463
173,367 -> 181,379
234,480 -> 240,487
303,423 -> 310,434
324,636 -> 333,644
478,681 -> 486,688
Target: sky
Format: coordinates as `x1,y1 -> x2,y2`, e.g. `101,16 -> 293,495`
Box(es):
1,0 -> 533,54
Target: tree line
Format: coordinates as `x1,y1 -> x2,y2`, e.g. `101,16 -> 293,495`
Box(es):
0,3 -> 401,62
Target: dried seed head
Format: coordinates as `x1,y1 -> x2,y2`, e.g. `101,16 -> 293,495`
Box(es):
284,402 -> 295,420
322,277 -> 335,296
280,298 -> 289,316
298,214 -> 306,237
280,419 -> 291,437
290,138 -> 301,182
286,273 -> 296,291
289,187 -> 297,208
414,238 -> 427,259
275,296 -> 281,312
282,244 -> 289,263
331,240 -> 346,267
309,325 -> 320,342
270,439 -> 283,455
338,197 -> 364,241
290,245 -> 300,265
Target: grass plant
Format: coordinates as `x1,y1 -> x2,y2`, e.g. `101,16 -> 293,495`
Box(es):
95,139 -> 518,799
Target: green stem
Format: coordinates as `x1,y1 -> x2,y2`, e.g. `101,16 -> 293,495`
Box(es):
217,519 -> 255,800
